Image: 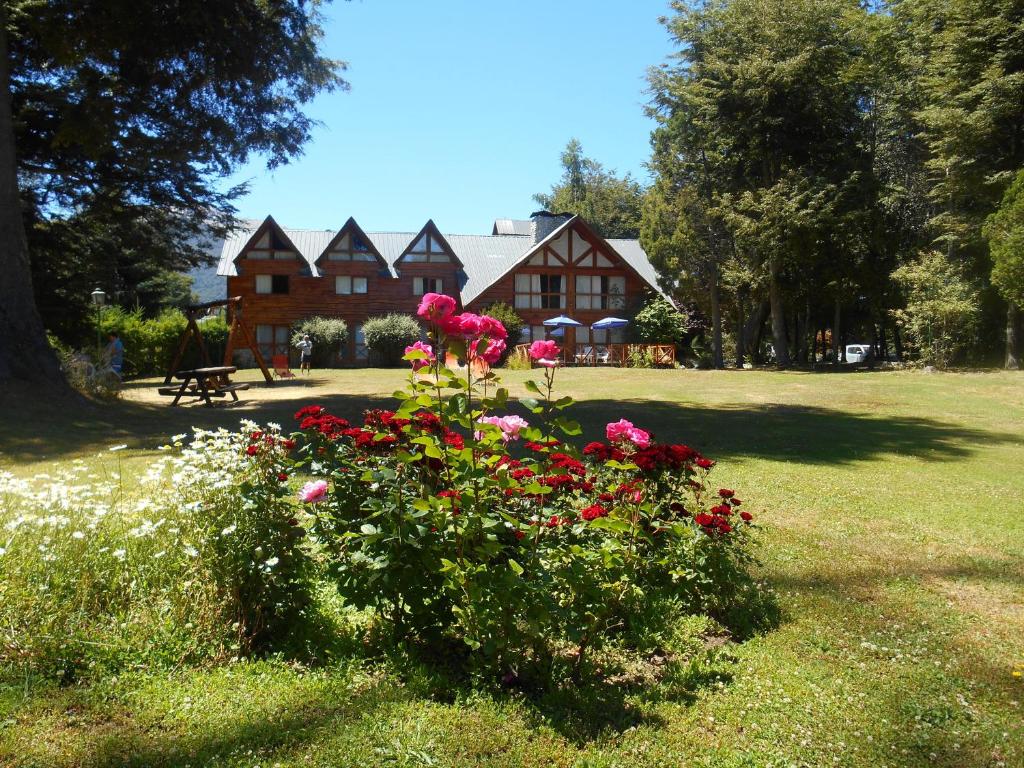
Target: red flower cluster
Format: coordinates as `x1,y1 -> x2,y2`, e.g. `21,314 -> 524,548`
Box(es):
524,439 -> 561,453
694,493 -> 750,535
549,452 -> 586,476
582,442 -> 626,462
580,503 -> 608,521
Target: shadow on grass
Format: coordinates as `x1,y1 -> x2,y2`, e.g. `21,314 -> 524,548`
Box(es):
1,384 -> 1014,467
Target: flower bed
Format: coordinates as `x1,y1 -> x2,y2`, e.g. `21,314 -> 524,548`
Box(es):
289,293 -> 761,681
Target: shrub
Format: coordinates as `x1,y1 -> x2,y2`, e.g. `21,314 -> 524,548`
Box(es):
90,305 -> 229,377
290,297 -> 762,684
891,250 -> 981,368
0,424 -> 313,681
292,316 -> 349,368
481,302 -> 524,365
632,295 -> 690,346
362,313 -> 422,366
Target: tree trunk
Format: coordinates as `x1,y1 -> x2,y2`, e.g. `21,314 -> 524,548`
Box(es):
0,10 -> 65,389
893,324 -> 904,362
768,257 -> 790,367
735,298 -> 746,368
1007,302 -> 1021,370
709,273 -> 724,369
747,300 -> 769,364
832,297 -> 842,366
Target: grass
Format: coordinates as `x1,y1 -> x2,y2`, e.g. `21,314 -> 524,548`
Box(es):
1,367 -> 1023,767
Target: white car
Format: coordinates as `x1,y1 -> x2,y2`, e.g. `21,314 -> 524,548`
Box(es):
845,344 -> 873,363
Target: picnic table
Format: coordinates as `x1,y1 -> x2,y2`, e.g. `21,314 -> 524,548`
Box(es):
157,366 -> 249,407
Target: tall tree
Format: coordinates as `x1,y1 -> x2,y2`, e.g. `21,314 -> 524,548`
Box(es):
0,0 -> 345,387
894,0 -> 1024,362
984,168 -> 1024,368
647,0 -> 871,368
534,139 -> 645,239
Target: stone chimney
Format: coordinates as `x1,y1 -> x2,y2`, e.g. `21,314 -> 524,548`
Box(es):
530,210 -> 573,244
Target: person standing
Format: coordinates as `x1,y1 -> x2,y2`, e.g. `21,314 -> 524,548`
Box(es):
297,334 -> 313,374
105,332 -> 125,377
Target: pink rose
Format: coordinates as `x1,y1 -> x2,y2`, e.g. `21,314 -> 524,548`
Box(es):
475,414 -> 529,442
528,339 -> 560,362
470,337 -> 505,365
474,415 -> 504,442
404,340 -> 435,371
606,419 -> 651,448
416,293 -> 456,321
439,312 -> 483,339
626,427 -> 651,448
478,315 -> 508,340
299,479 -> 328,504
498,415 -> 528,441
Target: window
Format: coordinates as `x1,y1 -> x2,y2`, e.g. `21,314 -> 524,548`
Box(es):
404,231 -> 451,263
575,275 -> 625,310
326,231 -> 378,262
256,325 -> 291,360
514,273 -> 565,309
336,276 -> 368,295
413,277 -> 443,296
256,274 -> 293,295
577,327 -> 625,345
354,324 -> 367,361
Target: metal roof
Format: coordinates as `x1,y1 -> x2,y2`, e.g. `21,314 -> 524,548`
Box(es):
216,218 -> 666,304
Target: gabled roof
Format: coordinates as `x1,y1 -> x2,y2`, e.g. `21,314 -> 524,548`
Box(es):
395,220 -> 463,268
314,216 -> 389,269
222,215 -> 330,277
215,215 -> 667,304
459,215 -> 657,305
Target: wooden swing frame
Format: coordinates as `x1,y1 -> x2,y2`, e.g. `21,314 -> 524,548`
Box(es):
163,296 -> 273,385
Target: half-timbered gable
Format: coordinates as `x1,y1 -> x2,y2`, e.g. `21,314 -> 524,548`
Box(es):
464,216 -> 655,347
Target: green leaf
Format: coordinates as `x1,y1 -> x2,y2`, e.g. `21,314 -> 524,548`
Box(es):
520,397 -> 543,413
508,559 -> 524,576
524,379 -> 542,395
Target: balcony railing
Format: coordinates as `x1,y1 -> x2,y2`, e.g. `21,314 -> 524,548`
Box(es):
513,344 -> 676,367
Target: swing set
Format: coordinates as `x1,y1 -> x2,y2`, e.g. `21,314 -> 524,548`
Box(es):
161,297 -> 273,391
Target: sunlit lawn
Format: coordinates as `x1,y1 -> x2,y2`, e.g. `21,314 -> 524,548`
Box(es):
1,367 -> 1022,767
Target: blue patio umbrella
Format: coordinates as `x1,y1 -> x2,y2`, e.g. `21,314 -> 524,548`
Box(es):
590,317 -> 629,330
548,327 -> 565,337
543,314 -> 582,327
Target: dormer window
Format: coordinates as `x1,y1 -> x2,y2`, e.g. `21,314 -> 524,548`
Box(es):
403,232 -> 451,263
246,229 -> 296,260
326,232 -> 377,262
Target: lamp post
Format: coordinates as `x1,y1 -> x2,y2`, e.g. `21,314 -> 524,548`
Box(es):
91,287 -> 106,355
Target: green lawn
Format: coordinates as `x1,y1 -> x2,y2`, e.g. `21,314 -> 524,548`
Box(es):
2,368 -> 1023,767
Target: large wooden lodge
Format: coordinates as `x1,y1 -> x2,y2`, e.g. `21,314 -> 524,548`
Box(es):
216,211 -> 665,364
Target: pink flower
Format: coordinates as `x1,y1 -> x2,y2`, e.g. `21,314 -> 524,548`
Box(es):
626,427 -> 651,448
404,340 -> 435,371
470,336 -> 506,365
606,419 -> 651,448
479,315 -> 508,340
298,479 -> 328,504
416,293 -> 457,321
498,414 -> 528,441
475,414 -> 529,442
528,340 -> 560,361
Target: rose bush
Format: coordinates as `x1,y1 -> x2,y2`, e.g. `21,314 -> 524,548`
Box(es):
290,294 -> 761,682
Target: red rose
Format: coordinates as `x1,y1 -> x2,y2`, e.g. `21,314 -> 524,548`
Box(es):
580,503 -> 608,521
245,444 -> 258,456
277,472 -> 288,482
694,513 -> 714,527
740,511 -> 753,522
718,488 -> 734,499
695,457 -> 715,469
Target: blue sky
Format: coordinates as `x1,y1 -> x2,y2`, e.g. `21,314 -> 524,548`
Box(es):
222,0 -> 675,234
